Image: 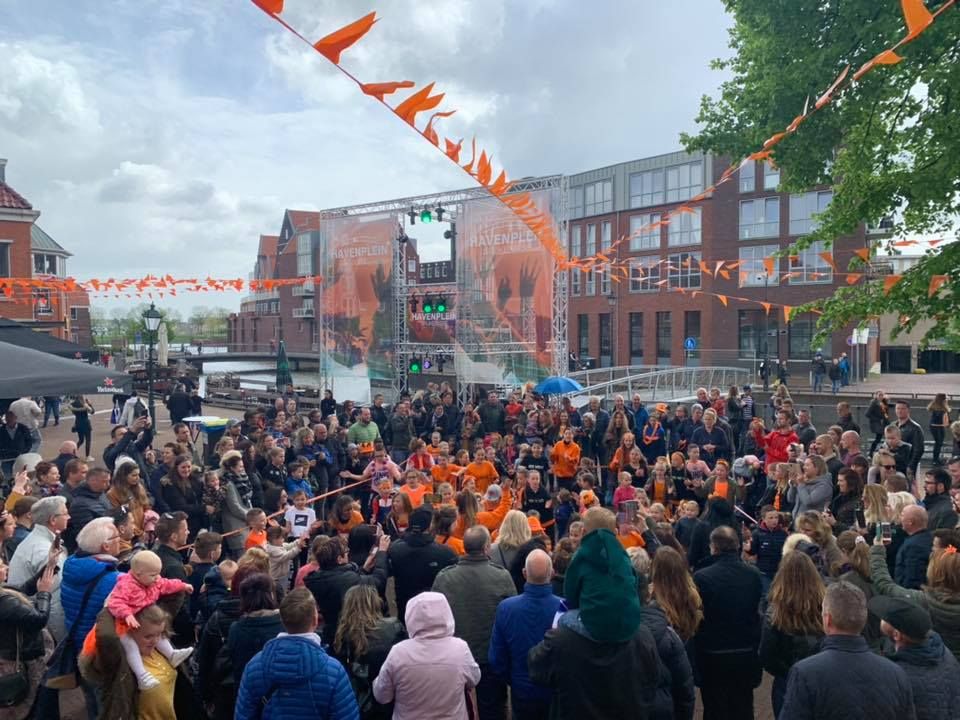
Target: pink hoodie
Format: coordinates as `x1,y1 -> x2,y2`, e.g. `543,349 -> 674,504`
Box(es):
373,591 -> 480,719
107,572 -> 191,619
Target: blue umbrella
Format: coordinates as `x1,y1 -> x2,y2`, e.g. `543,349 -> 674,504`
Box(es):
534,376 -> 584,395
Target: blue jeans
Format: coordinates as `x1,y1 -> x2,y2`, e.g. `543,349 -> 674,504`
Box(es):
813,373 -> 824,392
831,379 -> 841,394
43,399 -> 60,426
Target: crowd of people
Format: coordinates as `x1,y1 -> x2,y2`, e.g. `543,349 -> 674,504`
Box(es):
0,380 -> 958,719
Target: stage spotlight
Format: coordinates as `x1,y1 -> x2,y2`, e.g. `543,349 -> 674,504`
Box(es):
422,295 -> 435,313
436,354 -> 446,372
408,209 -> 417,225
423,356 -> 433,371
420,208 -> 433,223
409,356 -> 422,374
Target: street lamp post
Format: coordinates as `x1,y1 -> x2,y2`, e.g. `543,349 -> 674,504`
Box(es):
142,303 -> 163,427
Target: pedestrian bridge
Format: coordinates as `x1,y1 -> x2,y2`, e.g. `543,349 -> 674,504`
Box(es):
565,365 -> 753,406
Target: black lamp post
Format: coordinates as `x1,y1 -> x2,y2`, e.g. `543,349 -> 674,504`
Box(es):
142,303 -> 162,427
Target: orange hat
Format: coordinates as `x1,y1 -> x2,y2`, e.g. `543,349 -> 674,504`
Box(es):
527,516 -> 544,534
655,403 -> 669,415
580,490 -> 598,507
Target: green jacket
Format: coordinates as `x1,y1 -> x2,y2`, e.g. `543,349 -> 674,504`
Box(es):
564,528 -> 642,643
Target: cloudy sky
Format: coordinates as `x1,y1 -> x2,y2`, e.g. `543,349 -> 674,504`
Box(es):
0,0 -> 732,312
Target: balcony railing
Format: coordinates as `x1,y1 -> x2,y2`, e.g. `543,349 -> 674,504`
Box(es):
292,280 -> 315,297
292,306 -> 315,318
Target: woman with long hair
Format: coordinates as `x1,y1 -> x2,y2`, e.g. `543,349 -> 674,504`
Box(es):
795,510 -> 842,578
219,451 -> 254,557
69,394 -> 95,461
226,573 -> 284,687
725,386 -> 744,453
160,454 -> 205,538
742,418 -> 767,460
870,537 -> 960,659
384,492 -> 413,540
834,531 -> 883,649
108,462 -> 149,537
490,510 -> 531,570
758,462 -> 797,517
927,393 -> 951,465
601,411 -> 630,469
621,446 -> 649,489
644,459 -> 676,512
649,546 -> 703,643
607,432 -> 637,478
334,585 -> 405,719
432,506 -> 464,555
759,552 -> 824,717
827,467 -> 864,534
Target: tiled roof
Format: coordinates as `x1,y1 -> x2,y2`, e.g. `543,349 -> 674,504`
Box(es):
0,180 -> 33,210
257,234 -> 279,257
31,225 -> 71,256
286,210 -> 321,233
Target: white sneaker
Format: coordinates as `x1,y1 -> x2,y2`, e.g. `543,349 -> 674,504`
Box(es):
168,647 -> 193,668
86,456 -> 95,462
137,672 -> 160,691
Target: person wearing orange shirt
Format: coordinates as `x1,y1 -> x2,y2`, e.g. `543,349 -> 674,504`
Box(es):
406,440 -> 435,473
464,448 -> 499,494
327,494 -> 365,536
431,455 -> 465,488
695,459 -> 740,506
452,478 -> 513,538
399,469 -> 430,508
433,505 -> 466,555
550,428 -> 582,492
244,508 -> 268,550
426,432 -> 444,458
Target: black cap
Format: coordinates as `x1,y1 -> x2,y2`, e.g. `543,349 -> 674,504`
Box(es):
742,384 -> 752,392
868,596 -> 932,640
409,506 -> 433,532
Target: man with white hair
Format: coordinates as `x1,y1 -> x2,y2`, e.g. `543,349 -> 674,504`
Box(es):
8,495 -> 69,639
489,549 -> 563,720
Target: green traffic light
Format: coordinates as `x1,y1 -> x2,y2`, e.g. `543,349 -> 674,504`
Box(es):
436,301 -> 446,313
409,360 -> 421,374
423,302 -> 433,313
420,209 -> 433,223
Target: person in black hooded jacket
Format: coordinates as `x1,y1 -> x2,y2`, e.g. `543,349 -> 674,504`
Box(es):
386,506 -> 457,621
687,497 -> 741,571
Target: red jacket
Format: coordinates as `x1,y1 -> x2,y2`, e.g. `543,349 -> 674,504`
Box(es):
762,429 -> 799,471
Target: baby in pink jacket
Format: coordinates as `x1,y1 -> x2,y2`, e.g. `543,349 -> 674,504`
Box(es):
106,550 -> 194,690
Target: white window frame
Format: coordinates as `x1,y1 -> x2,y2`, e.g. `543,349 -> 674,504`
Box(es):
599,266 -> 611,295
739,197 -> 780,240
790,240 -> 833,284
571,268 -> 582,296
296,233 -> 313,276
668,208 -> 701,247
667,252 -> 701,289
629,256 -> 661,293
33,289 -> 53,316
584,180 -> 613,216
585,224 -> 596,256
600,221 -> 612,252
789,190 -> 833,236
629,169 -> 665,208
584,268 -> 596,296
0,242 -> 12,280
738,244 -> 781,287
665,161 -> 703,203
739,161 -> 755,193
629,213 -> 660,251
763,161 -> 780,190
568,186 -> 583,219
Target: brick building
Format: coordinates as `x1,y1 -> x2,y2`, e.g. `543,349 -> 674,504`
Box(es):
0,158 -> 92,346
567,151 -> 868,370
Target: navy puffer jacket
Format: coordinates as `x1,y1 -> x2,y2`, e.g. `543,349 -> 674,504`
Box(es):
639,603 -> 695,720
60,553 -> 119,646
885,631 -> 960,720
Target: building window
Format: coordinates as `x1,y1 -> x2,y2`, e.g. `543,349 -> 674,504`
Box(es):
0,244 -> 9,278
584,180 -> 613,216
70,306 -> 80,321
738,244 -> 781,287
571,268 -> 582,296
738,309 -> 780,358
629,256 -> 661,292
739,198 -> 780,239
585,224 -> 596,256
570,225 -> 582,259
667,252 -> 701,289
763,161 -> 780,190
668,208 -> 701,246
629,170 -> 664,208
407,259 -> 417,273
569,186 -> 583,219
629,213 -> 661,251
656,311 -> 672,362
584,268 -> 596,296
296,233 -> 313,276
788,314 -> 827,359
666,161 -> 703,202
33,289 -> 53,316
33,253 -> 59,276
599,314 -> 612,367
577,314 -> 590,358
629,312 -> 644,362
420,267 -> 427,279
789,190 -> 833,236
601,221 -> 612,252
790,240 -> 833,284
739,161 -> 755,193
599,266 -> 611,295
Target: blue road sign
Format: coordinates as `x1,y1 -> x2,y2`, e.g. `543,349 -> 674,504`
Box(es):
684,337 -> 697,351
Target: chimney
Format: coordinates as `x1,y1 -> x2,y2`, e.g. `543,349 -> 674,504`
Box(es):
0,159 -> 6,183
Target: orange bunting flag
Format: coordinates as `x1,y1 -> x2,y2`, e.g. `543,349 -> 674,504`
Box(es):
818,251 -> 838,272
476,150 -> 492,185
786,113 -> 806,134
422,110 -> 456,146
444,137 -> 463,163
874,49 -> 903,66
716,294 -> 728,307
313,12 -> 377,64
854,248 -> 871,262
714,260 -> 725,277
846,273 -> 861,285
762,133 -> 786,150
900,0 -> 934,40
883,275 -> 903,294
763,257 -> 776,277
782,306 -> 793,323
361,80 -> 415,101
760,302 -> 772,315
488,171 -> 510,197
928,238 -> 945,246
718,269 -> 731,280
252,0 -> 283,16
698,260 -> 713,276
748,150 -> 772,162
928,275 -> 948,297
815,65 -> 850,109
394,82 -> 445,126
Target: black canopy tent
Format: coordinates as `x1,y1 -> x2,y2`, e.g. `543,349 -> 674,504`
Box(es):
0,340 -> 131,399
0,318 -> 98,362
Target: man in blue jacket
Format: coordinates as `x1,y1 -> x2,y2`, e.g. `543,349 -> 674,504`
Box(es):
780,581 -> 915,720
235,587 -> 359,720
895,505 -> 933,590
489,549 -> 563,720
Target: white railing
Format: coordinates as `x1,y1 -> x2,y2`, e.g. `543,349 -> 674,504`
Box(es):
292,307 -> 314,318
572,366 -> 752,404
292,280 -> 315,297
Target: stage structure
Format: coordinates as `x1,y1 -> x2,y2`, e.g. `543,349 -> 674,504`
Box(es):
316,175 -> 568,407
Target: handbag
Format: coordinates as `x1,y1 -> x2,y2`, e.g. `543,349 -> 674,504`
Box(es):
0,630 -> 28,707
44,566 -> 111,689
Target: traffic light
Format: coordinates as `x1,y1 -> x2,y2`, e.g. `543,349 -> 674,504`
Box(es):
409,356 -> 422,374
420,209 -> 433,223
435,294 -> 447,313
422,295 -> 435,313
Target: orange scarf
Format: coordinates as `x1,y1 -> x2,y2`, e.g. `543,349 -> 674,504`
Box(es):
711,478 -> 729,500
652,477 -> 667,504
642,422 -> 661,446
774,490 -> 782,512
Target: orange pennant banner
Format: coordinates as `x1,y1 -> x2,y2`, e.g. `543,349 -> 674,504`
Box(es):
394,82 -> 445,125
900,0 -> 934,40
928,274 -> 948,297
360,80 -> 415,101
883,275 -> 903,294
313,12 -> 377,64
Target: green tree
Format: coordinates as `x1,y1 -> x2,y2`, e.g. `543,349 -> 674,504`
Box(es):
683,0 -> 959,349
